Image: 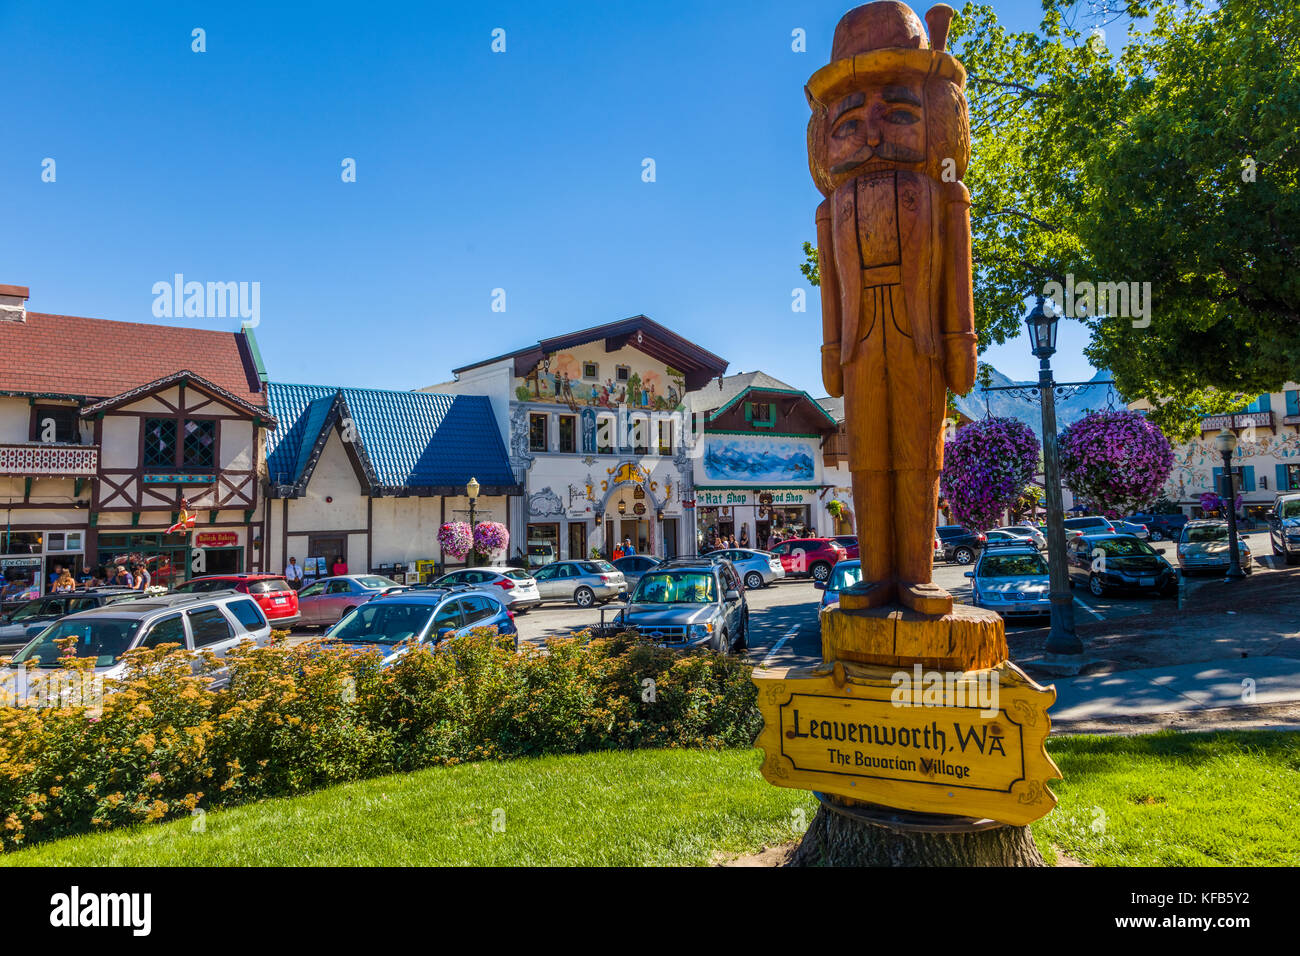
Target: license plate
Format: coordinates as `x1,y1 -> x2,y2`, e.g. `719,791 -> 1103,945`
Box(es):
274,596 -> 287,604
1140,577 -> 1154,587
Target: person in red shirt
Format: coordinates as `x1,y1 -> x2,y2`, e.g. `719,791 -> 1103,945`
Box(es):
331,555 -> 348,576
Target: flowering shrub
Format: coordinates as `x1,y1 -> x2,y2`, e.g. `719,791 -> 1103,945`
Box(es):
473,521 -> 510,557
437,521 -> 472,560
1198,492 -> 1241,516
1059,411 -> 1174,518
0,630 -> 759,849
940,417 -> 1041,531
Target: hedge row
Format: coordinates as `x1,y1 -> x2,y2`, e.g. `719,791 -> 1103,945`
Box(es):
0,631 -> 762,849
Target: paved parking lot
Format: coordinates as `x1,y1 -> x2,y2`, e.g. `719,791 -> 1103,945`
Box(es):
287,530 -> 1285,665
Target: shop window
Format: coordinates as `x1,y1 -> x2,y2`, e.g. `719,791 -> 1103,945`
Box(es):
1,532 -> 43,554
558,415 -> 577,453
32,405 -> 80,444
144,419 -> 177,468
596,413 -> 615,455
183,420 -> 216,470
529,413 -> 549,452
657,420 -> 674,457
582,362 -> 599,380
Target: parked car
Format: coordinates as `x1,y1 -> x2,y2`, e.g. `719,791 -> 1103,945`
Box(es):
832,535 -> 860,559
5,590 -> 273,695
1176,521 -> 1253,576
612,558 -> 748,653
324,588 -> 518,662
768,537 -> 847,582
984,529 -> 1039,550
994,525 -> 1047,550
815,558 -> 861,613
1126,512 -> 1188,542
1067,533 -> 1178,596
1267,493 -> 1300,565
965,546 -> 1051,621
0,588 -> 144,655
426,567 -> 541,612
295,574 -> 404,627
935,525 -> 986,565
1063,515 -> 1117,538
525,540 -> 556,569
705,548 -> 786,589
172,573 -> 302,628
933,534 -> 943,561
531,560 -> 626,608
611,554 -> 662,591
1111,520 -> 1150,540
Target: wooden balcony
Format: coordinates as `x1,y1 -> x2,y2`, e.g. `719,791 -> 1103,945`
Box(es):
0,442 -> 98,477
1200,410 -> 1274,434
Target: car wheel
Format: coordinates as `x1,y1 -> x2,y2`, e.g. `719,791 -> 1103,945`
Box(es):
811,562 -> 832,582
336,606 -> 355,624
1088,574 -> 1105,597
744,571 -> 763,590
715,629 -> 730,654
954,547 -> 974,565
574,586 -> 595,608
1149,530 -> 1163,542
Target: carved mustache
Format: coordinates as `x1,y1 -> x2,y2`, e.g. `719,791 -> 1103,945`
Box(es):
830,143 -> 925,175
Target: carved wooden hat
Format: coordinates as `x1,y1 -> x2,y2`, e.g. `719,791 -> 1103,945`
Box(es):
805,1 -> 965,109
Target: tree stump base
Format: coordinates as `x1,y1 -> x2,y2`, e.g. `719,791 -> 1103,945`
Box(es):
820,601 -> 1007,672
789,797 -> 1045,867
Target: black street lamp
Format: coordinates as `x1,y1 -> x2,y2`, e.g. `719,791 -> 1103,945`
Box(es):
1024,296 -> 1082,656
466,476 -> 480,567
1213,430 -> 1247,581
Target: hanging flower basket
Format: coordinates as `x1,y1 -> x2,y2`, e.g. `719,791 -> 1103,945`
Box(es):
472,521 -> 510,557
1059,410 -> 1174,518
437,521 -> 473,560
940,417 -> 1040,532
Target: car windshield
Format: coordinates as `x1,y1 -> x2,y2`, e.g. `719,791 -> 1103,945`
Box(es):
356,576 -> 401,590
1279,500 -> 1300,520
331,603 -> 436,644
249,579 -> 291,594
827,564 -> 862,591
583,561 -> 616,574
502,570 -> 533,581
633,572 -> 717,604
1092,537 -> 1157,556
1185,526 -> 1227,543
9,600 -> 55,621
981,554 -> 1048,577
10,618 -> 143,668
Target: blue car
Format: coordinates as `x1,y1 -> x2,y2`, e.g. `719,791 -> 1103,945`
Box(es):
814,559 -> 861,613
965,546 -> 1051,621
323,587 -> 518,666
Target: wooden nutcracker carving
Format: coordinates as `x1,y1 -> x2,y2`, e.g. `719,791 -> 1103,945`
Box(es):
807,0 -> 977,616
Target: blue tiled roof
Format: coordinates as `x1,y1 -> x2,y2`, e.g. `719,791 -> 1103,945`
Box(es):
266,383 -> 516,494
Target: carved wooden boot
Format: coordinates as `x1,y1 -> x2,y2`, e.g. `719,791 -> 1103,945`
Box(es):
838,578 -> 896,610
897,581 -> 953,616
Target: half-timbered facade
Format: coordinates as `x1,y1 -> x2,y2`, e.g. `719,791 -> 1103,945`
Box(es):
0,284 -> 271,603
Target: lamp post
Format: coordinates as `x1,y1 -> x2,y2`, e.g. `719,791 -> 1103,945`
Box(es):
466,476 -> 480,568
1214,429 -> 1246,580
1024,296 -> 1082,656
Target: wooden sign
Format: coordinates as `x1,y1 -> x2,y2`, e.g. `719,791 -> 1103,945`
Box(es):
195,532 -> 238,547
754,660 -> 1060,826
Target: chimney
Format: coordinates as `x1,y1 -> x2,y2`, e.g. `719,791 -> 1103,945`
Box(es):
0,285 -> 29,323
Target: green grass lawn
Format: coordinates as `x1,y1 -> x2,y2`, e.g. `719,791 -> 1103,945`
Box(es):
5,730 -> 1297,866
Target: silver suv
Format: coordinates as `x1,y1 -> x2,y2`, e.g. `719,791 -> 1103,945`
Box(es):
612,557 -> 748,654
4,590 -> 273,697
1269,493 -> 1300,565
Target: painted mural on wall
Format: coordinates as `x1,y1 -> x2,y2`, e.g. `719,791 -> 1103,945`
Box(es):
514,350 -> 686,412
1165,433 -> 1300,499
702,434 -> 817,484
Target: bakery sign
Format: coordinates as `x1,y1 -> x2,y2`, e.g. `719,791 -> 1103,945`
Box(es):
194,532 -> 239,547
755,660 -> 1059,826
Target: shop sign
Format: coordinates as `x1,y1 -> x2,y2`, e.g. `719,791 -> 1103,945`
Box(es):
195,532 -> 239,547
695,489 -> 814,507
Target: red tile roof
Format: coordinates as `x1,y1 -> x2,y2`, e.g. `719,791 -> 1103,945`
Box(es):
0,312 -> 265,406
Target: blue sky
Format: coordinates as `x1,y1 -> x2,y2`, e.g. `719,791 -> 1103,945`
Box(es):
1,0 -> 1099,395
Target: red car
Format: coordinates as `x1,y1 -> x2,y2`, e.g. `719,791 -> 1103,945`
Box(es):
173,573 -> 301,627
769,537 -> 847,582
833,535 -> 860,559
